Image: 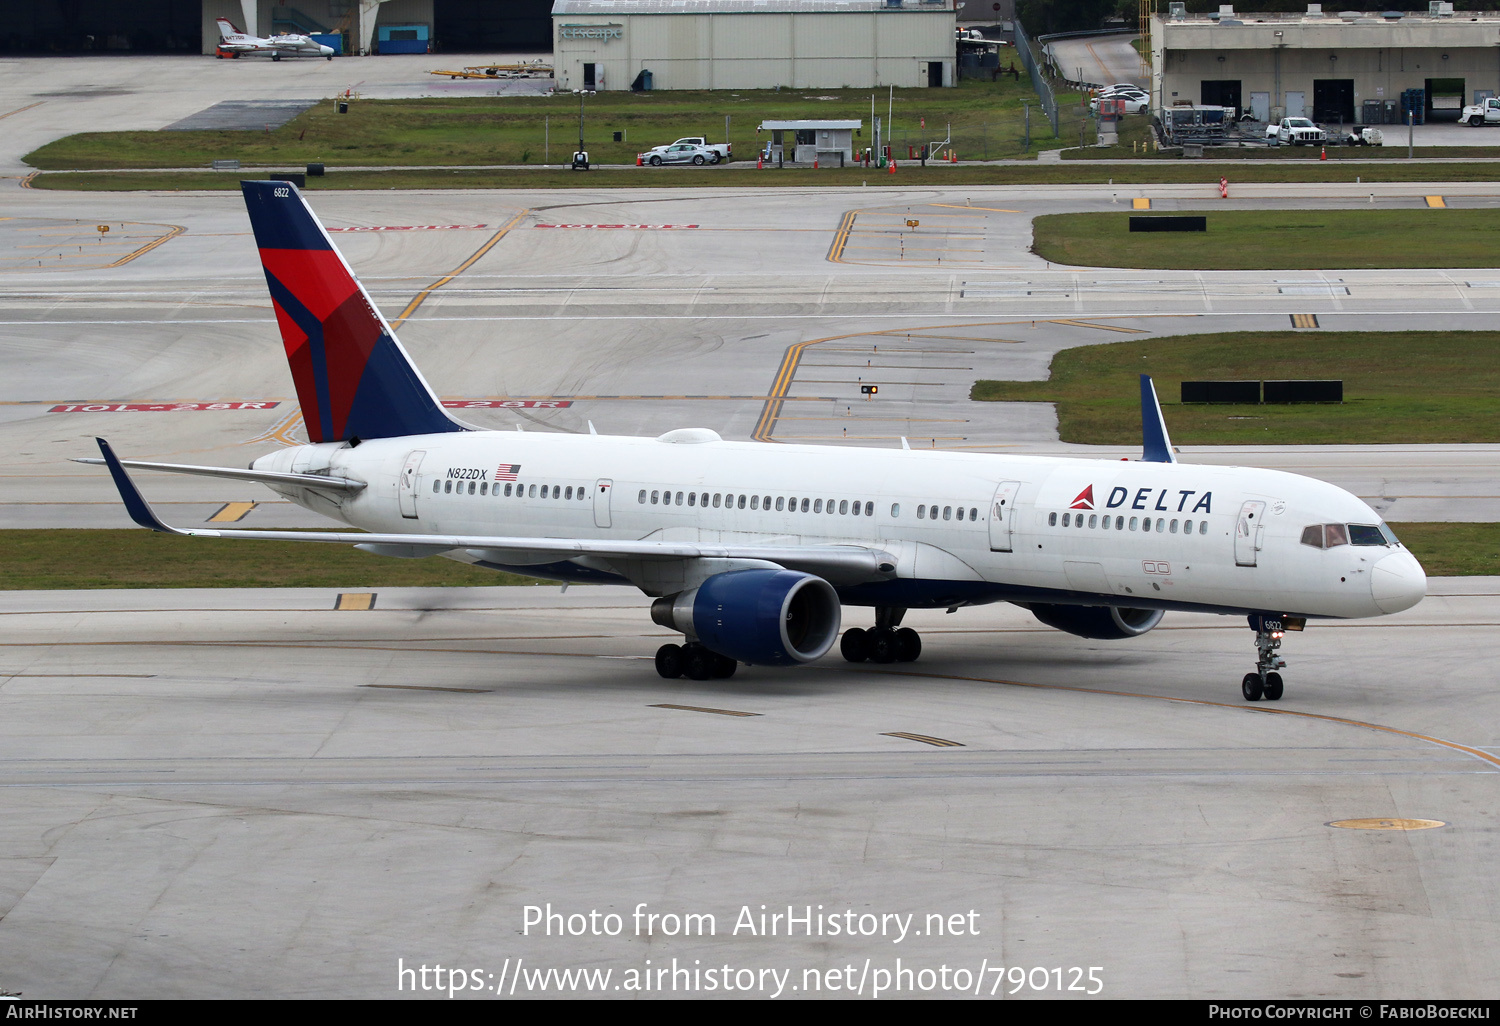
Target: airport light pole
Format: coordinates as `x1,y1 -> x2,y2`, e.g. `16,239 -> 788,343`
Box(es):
574,88 -> 595,154
571,88 -> 596,170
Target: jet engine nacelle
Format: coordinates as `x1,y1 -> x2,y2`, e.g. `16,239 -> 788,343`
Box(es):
651,568 -> 841,665
1027,603 -> 1164,640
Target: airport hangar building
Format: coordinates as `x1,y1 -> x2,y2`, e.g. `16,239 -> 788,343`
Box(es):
550,0 -> 959,92
1150,4 -> 1500,124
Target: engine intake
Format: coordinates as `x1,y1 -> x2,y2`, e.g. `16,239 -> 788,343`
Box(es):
651,568 -> 841,665
1028,603 -> 1164,640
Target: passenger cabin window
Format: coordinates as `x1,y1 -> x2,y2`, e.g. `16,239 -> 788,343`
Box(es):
891,503 -> 900,517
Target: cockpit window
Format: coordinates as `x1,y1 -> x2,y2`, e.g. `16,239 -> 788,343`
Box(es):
1379,522 -> 1402,547
1302,522 -> 1394,549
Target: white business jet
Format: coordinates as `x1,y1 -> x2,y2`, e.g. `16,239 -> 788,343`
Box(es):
214,18 -> 334,60
83,182 -> 1426,701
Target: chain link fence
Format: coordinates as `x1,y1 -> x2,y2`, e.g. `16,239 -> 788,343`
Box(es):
1013,19 -> 1059,138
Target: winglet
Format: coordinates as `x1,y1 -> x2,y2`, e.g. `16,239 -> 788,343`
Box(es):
95,438 -> 181,534
1139,374 -> 1177,463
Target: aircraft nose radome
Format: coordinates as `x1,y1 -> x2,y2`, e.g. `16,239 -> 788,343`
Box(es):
1371,550 -> 1427,614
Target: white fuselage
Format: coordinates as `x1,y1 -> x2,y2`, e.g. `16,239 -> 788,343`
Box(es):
252,431 -> 1426,621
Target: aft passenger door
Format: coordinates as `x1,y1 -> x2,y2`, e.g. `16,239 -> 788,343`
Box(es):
398,450 -> 426,519
1235,499 -> 1266,566
988,481 -> 1021,552
593,478 -> 613,528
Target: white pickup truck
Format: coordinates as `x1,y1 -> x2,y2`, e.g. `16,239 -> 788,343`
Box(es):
1267,116 -> 1326,145
1462,97 -> 1500,125
644,136 -> 731,162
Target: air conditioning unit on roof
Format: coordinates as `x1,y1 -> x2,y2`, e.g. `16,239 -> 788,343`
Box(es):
1169,1 -> 1186,16
1429,1 -> 1454,15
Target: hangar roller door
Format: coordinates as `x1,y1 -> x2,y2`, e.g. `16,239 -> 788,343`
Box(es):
1200,80 -> 1242,116
1313,80 -> 1354,124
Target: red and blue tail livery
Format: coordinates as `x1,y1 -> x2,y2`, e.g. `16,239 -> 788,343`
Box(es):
240,180 -> 464,443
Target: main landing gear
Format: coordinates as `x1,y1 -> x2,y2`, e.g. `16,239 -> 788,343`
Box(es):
655,642 -> 736,681
841,606 -> 922,664
1241,614 -> 1291,702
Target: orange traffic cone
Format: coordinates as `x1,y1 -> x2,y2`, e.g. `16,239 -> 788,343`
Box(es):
888,158 -> 896,175
950,150 -> 956,163
1320,145 -> 1327,160
757,155 -> 763,169
636,155 -> 642,166
813,158 -> 819,169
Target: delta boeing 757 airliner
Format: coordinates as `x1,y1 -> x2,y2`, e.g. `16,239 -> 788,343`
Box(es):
84,182 -> 1426,701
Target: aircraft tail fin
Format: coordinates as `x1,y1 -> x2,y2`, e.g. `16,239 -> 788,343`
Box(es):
215,18 -> 248,41
240,180 -> 466,443
1139,374 -> 1177,463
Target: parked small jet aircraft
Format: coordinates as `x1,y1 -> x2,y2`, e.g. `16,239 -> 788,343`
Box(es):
215,18 -> 334,60
85,182 -> 1427,701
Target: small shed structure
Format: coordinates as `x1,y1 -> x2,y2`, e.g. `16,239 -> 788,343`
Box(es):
759,119 -> 861,163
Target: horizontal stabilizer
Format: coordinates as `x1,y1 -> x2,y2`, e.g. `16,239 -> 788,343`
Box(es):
73,456 -> 365,492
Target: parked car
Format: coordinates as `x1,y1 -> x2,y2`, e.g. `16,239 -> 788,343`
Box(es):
1091,93 -> 1149,114
1268,117 -> 1326,145
639,142 -> 720,166
642,137 -> 730,163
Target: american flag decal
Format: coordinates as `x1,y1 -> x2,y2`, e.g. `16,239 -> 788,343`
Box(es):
495,463 -> 521,481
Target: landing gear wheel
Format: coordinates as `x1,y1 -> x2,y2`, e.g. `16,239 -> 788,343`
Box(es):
655,644 -> 683,679
713,653 -> 737,679
840,627 -> 870,663
1242,672 -> 1264,702
894,627 -> 922,663
684,647 -> 715,681
869,630 -> 897,664
271,52 -> 281,61
1262,672 -> 1284,701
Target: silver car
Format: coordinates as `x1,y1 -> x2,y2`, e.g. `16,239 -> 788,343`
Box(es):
642,143 -> 719,166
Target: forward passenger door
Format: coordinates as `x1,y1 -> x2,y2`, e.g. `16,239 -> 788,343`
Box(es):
1235,500 -> 1266,567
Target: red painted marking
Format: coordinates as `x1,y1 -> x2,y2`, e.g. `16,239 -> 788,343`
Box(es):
440,400 -> 573,409
49,402 -> 281,413
328,224 -> 489,232
532,224 -> 700,230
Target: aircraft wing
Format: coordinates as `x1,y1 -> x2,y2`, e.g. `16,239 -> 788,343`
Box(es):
91,438 -> 896,582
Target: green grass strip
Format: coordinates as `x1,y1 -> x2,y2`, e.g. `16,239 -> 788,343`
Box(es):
0,530 -> 545,590
1388,523 -> 1500,577
972,331 -> 1500,445
1033,209 -> 1500,269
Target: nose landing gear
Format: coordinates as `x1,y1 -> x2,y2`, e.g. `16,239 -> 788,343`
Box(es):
1241,614 -> 1302,701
